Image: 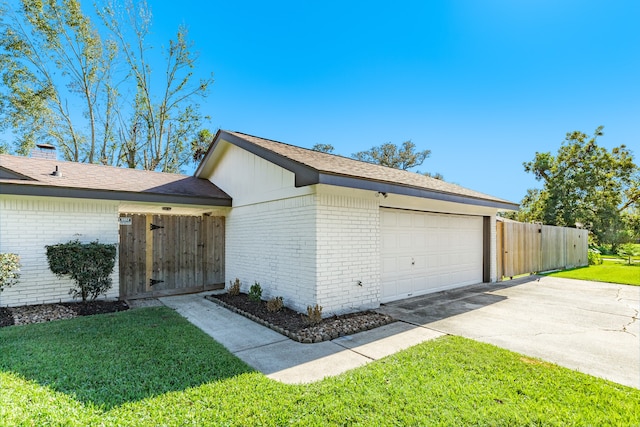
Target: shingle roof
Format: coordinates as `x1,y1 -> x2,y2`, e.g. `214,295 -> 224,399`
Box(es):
0,154 -> 231,206
201,130 -> 518,210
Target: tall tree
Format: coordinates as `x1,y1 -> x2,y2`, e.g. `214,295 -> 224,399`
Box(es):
352,140 -> 430,170
519,127 -> 639,245
0,0 -> 114,162
0,0 -> 213,172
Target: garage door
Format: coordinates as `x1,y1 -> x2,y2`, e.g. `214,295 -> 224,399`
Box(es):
381,208 -> 484,303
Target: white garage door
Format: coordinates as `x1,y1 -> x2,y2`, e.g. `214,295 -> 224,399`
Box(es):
381,208 -> 484,303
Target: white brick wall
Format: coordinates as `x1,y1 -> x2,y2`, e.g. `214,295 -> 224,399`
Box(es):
225,194 -> 318,313
0,195 -> 120,307
224,189 -> 383,316
315,192 -> 381,315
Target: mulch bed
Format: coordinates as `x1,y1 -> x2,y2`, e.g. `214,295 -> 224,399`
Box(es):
208,292 -> 395,343
0,308 -> 13,327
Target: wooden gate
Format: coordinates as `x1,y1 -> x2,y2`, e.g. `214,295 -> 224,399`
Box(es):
119,214 -> 225,299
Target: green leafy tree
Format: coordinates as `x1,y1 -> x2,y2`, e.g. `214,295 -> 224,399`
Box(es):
0,0 -> 115,161
0,0 -> 213,172
352,140 -> 430,170
191,128 -> 214,163
520,127 -> 639,245
617,243 -> 639,265
311,143 -> 334,153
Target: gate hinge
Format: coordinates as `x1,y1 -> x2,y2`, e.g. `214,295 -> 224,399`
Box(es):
149,278 -> 164,287
150,223 -> 164,231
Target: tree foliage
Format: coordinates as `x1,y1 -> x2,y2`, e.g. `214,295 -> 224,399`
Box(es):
311,143 -> 334,153
191,128 -> 214,163
518,127 -> 639,245
352,140 -> 430,170
0,0 -> 213,172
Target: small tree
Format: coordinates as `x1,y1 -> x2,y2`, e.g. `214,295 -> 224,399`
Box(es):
617,243 -> 639,265
45,240 -> 117,302
0,253 -> 20,292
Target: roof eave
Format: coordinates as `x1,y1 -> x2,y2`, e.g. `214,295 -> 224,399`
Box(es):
316,173 -> 520,210
0,183 -> 232,207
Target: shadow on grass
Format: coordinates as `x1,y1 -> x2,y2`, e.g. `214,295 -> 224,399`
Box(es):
0,307 -> 254,409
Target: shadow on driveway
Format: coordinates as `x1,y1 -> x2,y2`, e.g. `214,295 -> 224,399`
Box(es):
377,276 -> 640,389
379,276 -> 537,325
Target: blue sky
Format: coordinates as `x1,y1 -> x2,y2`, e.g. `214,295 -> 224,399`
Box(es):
128,1 -> 638,202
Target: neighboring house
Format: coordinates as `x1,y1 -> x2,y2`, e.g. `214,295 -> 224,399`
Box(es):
0,130 -> 518,314
0,155 -> 230,307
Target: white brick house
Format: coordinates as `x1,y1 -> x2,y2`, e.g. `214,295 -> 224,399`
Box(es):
0,131 -> 517,314
195,131 -> 517,315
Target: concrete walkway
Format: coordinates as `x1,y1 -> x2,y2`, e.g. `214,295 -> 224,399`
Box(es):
159,293 -> 444,384
378,276 -> 640,389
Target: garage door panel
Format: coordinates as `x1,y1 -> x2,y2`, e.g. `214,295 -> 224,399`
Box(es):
381,208 -> 484,303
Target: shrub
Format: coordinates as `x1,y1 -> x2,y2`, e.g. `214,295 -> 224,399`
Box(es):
588,247 -> 603,265
248,282 -> 262,302
304,304 -> 323,326
228,278 -> 240,296
45,240 -> 117,302
0,253 -> 20,292
266,296 -> 284,312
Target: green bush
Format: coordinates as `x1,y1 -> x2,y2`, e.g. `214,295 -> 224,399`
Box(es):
588,247 -> 603,265
45,240 -> 117,302
248,282 -> 262,302
0,253 -> 20,292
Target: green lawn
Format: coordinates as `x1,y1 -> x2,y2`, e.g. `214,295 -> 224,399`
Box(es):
1,307 -> 639,426
544,259 -> 640,286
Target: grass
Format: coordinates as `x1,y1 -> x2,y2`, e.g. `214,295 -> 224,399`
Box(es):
544,259 -> 640,286
1,308 -> 639,426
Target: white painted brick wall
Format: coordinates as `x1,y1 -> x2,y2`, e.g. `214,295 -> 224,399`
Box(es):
225,194 -> 318,314
225,190 -> 383,316
0,196 -> 120,307
315,192 -> 381,315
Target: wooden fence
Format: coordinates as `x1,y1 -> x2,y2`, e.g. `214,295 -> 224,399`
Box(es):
497,220 -> 588,279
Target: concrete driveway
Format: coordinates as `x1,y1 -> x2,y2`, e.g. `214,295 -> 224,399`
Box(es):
377,276 -> 639,389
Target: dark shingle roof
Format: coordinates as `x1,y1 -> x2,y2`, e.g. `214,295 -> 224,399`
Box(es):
200,130 -> 518,210
0,154 -> 231,206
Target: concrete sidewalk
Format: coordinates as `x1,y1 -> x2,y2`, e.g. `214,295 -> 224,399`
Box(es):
159,293 -> 444,383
